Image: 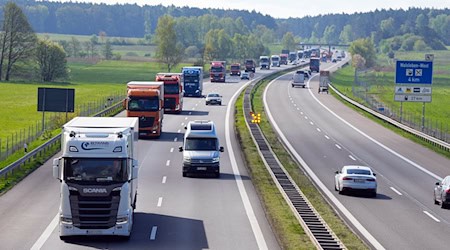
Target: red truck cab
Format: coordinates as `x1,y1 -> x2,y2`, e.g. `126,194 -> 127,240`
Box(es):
230,63 -> 241,76
210,61 -> 226,82
156,73 -> 183,113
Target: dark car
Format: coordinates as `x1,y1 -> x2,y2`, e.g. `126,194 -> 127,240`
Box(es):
434,175 -> 450,208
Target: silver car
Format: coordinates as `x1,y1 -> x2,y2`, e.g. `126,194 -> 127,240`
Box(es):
335,165 -> 377,197
205,92 -> 222,105
434,175 -> 450,208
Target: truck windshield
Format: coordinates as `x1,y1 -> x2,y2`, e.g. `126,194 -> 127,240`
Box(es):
185,138 -> 218,151
261,59 -> 269,63
211,66 -> 223,72
128,97 -> 159,111
64,158 -> 128,183
164,83 -> 180,94
184,76 -> 199,82
231,66 -> 240,70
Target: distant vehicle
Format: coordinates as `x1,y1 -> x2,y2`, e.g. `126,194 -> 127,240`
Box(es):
280,54 -> 288,65
434,176 -> 450,208
179,120 -> 224,178
337,55 -> 342,61
288,52 -> 297,63
310,57 -> 320,73
244,59 -> 256,73
335,165 -> 377,197
230,63 -> 241,76
182,66 -> 203,97
241,72 -> 250,80
210,61 -> 226,82
332,58 -> 337,63
297,50 -> 304,60
259,56 -> 270,69
205,92 -> 222,105
291,70 -> 306,88
271,55 -> 280,67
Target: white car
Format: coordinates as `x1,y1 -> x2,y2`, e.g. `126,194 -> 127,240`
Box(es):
205,92 -> 222,105
335,165 -> 377,197
434,175 -> 450,208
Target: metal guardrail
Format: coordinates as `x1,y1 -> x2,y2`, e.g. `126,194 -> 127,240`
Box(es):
0,101 -> 124,180
242,65 -> 345,249
329,84 -> 450,153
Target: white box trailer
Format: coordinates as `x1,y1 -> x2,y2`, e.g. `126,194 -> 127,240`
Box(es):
53,117 -> 139,240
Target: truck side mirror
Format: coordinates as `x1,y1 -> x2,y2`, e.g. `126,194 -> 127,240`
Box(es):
179,146 -> 183,152
219,146 -> 224,152
53,158 -> 61,180
131,159 -> 139,179
122,99 -> 127,109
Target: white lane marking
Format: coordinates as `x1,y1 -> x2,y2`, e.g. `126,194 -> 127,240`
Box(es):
30,214 -> 59,250
174,137 -> 178,142
162,176 -> 167,184
195,103 -> 198,106
306,71 -> 442,182
300,112 -> 304,115
349,155 -> 356,161
150,226 -> 158,240
310,121 -> 314,125
423,211 -> 440,222
304,116 -> 308,120
192,107 -> 196,110
166,160 -> 170,166
181,122 -> 184,126
335,144 -> 342,150
185,117 -> 188,120
157,197 -> 163,207
189,112 -> 192,115
293,104 -> 297,107
297,108 -> 300,110
317,128 -> 321,132
226,79 -> 268,250
390,187 -> 402,196
265,75 -> 385,250
170,147 -> 174,153
177,129 -> 181,133
324,135 -> 330,140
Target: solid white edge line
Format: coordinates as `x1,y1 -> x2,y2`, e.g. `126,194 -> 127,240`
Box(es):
226,79 -> 268,250
423,211 -> 440,222
30,214 -> 59,250
157,197 -> 163,207
162,176 -> 167,184
264,73 -> 385,250
390,187 -> 402,196
150,226 -> 158,240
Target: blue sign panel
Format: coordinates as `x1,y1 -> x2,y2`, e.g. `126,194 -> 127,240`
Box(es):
395,60 -> 433,84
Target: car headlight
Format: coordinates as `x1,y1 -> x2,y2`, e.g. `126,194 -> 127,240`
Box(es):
183,155 -> 191,163
60,216 -> 73,224
212,157 -> 220,163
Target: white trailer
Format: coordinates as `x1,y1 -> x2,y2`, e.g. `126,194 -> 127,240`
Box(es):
53,117 -> 139,240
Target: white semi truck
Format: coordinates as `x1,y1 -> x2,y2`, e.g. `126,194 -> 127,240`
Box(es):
53,117 -> 139,240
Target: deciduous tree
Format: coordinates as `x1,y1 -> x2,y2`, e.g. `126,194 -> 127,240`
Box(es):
36,39 -> 68,82
349,38 -> 376,68
154,15 -> 184,72
0,2 -> 37,81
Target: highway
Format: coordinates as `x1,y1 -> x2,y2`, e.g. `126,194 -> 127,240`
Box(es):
0,68 -> 289,250
264,60 -> 450,249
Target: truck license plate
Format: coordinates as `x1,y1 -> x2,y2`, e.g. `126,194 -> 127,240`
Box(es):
86,230 -> 102,234
197,167 -> 207,171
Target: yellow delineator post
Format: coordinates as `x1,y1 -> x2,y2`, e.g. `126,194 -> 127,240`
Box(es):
250,112 -> 261,124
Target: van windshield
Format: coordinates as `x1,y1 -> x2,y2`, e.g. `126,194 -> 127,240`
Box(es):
185,138 -> 218,151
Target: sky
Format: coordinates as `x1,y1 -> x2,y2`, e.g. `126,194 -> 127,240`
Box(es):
45,0 -> 450,18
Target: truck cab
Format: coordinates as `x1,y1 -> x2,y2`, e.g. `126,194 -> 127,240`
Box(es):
271,55 -> 280,67
259,56 -> 270,70
244,59 -> 256,73
230,63 -> 241,76
182,66 -> 203,97
210,61 -> 226,82
53,117 -> 139,240
179,120 -> 224,178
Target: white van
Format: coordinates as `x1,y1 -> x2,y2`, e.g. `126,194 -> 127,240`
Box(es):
291,70 -> 306,88
179,120 -> 224,177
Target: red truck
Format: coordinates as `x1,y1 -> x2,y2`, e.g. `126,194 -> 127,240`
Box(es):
210,61 -> 226,82
280,54 -> 288,65
230,63 -> 241,76
156,73 -> 183,113
244,59 -> 256,73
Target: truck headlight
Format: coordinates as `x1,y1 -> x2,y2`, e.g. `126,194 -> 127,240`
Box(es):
60,216 -> 73,224
116,215 -> 128,224
183,155 -> 191,163
212,157 -> 220,163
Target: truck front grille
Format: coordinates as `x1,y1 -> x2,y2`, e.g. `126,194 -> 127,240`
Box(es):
69,190 -> 121,229
164,98 -> 176,109
139,116 -> 155,128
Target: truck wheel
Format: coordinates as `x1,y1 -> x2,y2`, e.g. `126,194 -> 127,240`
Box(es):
218,102 -> 222,105
60,236 -> 72,242
215,172 -> 220,178
182,172 -> 187,177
